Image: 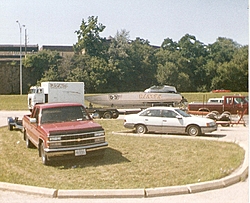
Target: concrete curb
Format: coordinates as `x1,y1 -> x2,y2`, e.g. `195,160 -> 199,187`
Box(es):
145,185 -> 189,197
0,182 -> 58,197
57,188 -> 145,198
0,127 -> 248,198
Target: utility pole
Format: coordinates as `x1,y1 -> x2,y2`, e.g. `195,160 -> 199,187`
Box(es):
16,20 -> 25,95
25,28 -> 27,55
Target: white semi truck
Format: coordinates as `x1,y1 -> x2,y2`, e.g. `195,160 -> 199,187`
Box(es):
28,82 -> 85,111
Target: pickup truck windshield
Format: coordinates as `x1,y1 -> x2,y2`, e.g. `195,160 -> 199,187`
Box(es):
41,106 -> 90,124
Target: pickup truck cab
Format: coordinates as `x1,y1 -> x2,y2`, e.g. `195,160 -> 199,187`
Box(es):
188,95 -> 248,114
22,103 -> 108,165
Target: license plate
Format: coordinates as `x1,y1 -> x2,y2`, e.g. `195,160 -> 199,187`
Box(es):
75,149 -> 86,156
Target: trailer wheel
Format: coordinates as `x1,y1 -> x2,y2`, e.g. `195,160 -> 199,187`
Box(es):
103,111 -> 112,119
112,110 -> 119,119
40,142 -> 49,165
187,125 -> 201,136
136,124 -> 147,134
8,123 -> 13,131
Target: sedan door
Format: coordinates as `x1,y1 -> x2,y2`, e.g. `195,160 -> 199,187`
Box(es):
161,110 -> 185,134
139,109 -> 163,132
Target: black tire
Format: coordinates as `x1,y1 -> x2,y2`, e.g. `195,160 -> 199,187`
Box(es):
136,124 -> 147,134
187,125 -> 201,136
112,111 -> 119,119
221,111 -> 231,116
210,111 -> 219,116
40,142 -> 49,165
103,111 -> 112,119
8,124 -> 13,131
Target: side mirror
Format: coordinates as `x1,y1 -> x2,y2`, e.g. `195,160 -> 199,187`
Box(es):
176,115 -> 182,119
29,118 -> 37,123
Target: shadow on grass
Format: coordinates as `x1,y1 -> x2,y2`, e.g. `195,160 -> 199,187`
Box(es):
114,130 -> 227,139
48,147 -> 130,169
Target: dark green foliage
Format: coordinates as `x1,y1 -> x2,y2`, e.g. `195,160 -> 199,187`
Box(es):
23,17 -> 248,93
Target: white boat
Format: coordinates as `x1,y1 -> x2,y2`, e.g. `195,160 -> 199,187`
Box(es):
85,91 -> 182,108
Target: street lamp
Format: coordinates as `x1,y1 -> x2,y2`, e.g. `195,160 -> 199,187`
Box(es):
16,20 -> 25,95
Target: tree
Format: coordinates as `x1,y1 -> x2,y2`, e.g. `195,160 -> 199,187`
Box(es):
74,16 -> 107,57
207,37 -> 240,63
107,29 -> 131,91
178,34 -> 207,58
211,45 -> 248,91
161,38 -> 178,51
156,62 -> 191,91
24,50 -> 62,85
125,37 -> 157,91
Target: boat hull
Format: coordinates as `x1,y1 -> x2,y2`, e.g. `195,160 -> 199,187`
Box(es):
85,92 -> 182,108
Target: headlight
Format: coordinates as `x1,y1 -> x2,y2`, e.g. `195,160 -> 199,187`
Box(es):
49,136 -> 61,141
94,132 -> 105,137
95,137 -> 105,143
206,122 -> 216,127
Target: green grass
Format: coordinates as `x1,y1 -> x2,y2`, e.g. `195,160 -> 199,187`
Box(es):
0,120 -> 245,189
0,95 -> 27,110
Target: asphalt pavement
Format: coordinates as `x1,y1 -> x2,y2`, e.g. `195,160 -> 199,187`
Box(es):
0,110 -> 248,203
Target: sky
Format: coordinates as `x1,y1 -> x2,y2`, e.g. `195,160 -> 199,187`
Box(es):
1,0 -> 249,48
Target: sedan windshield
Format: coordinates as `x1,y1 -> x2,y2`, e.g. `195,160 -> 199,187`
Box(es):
175,109 -> 191,117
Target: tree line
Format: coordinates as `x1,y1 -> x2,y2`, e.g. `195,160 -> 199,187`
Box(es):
24,16 -> 248,93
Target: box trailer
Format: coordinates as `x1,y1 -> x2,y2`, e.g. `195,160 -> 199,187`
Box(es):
28,82 -> 84,111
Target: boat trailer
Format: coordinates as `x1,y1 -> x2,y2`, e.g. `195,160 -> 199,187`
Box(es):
7,117 -> 23,131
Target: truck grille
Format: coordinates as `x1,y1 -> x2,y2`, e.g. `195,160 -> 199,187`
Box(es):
48,131 -> 105,149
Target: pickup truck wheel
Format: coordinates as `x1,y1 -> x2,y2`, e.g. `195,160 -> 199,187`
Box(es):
103,112 -> 112,119
136,124 -> 147,134
187,125 -> 200,136
40,142 -> 49,165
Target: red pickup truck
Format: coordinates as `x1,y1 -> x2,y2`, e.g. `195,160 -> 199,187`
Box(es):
188,95 -> 248,114
22,103 -> 108,165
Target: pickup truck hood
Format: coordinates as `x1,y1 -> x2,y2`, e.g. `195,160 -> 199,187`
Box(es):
40,120 -> 103,134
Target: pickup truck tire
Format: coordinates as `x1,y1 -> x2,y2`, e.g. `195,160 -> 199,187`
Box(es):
187,125 -> 201,136
40,142 -> 49,165
136,124 -> 147,134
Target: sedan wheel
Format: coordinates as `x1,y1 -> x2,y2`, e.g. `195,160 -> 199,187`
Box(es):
136,124 -> 147,134
187,125 -> 200,136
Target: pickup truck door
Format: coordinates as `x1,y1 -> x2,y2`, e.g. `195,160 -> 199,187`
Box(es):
27,107 -> 40,147
224,96 -> 248,114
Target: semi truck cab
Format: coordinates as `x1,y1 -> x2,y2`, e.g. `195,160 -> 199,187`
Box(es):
28,86 -> 45,111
